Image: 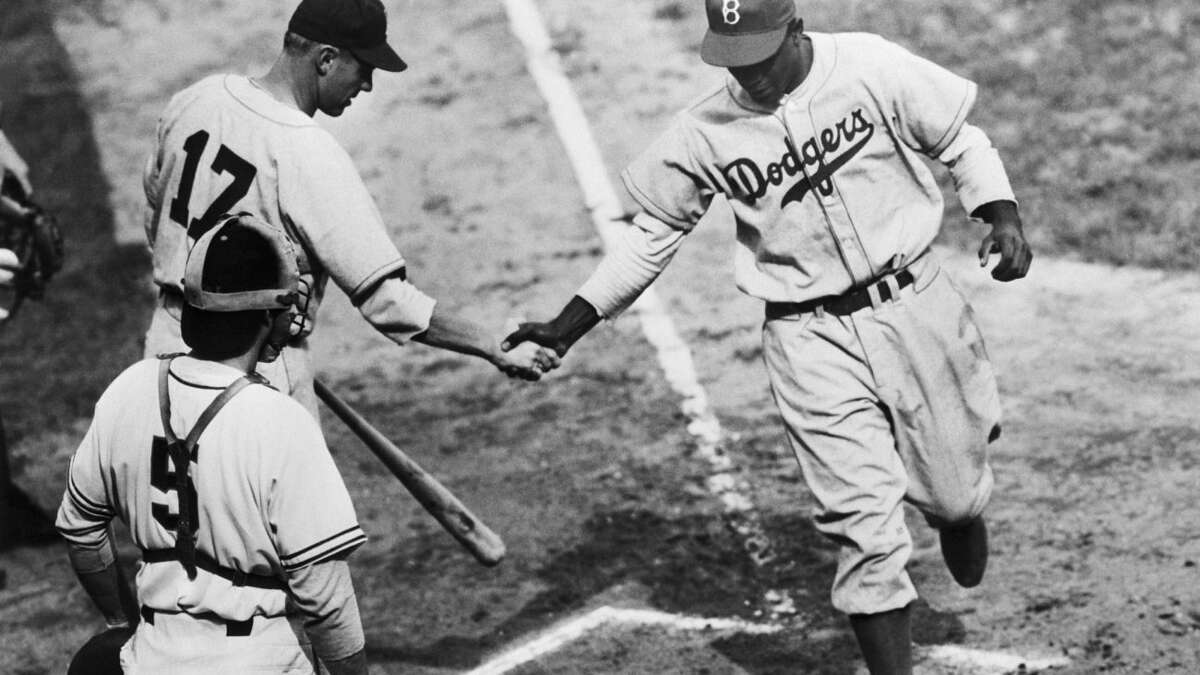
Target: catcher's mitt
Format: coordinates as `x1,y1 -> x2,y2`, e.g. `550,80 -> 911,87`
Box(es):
0,170 -> 64,320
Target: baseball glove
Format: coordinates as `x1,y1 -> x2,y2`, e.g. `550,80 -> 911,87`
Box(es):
67,625 -> 134,675
0,170 -> 64,318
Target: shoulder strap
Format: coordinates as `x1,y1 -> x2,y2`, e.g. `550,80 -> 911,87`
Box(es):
156,356 -> 257,579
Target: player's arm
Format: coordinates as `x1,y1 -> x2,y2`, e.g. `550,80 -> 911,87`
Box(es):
502,212 -> 686,356
286,557 -> 367,675
55,424 -> 138,628
881,39 -> 1031,281
0,125 -> 32,196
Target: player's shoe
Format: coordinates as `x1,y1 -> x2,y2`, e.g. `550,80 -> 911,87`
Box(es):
939,516 -> 988,588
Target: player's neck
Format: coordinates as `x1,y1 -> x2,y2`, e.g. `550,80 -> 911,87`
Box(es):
254,57 -> 316,117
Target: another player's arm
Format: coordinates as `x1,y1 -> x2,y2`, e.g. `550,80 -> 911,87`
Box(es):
282,134 -> 555,379
55,424 -> 139,629
503,212 -> 686,356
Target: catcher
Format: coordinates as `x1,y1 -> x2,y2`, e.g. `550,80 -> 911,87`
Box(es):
57,214 -> 370,674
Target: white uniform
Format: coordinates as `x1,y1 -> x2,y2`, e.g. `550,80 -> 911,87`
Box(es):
579,32 -> 1014,615
56,356 -> 366,673
142,74 -> 437,414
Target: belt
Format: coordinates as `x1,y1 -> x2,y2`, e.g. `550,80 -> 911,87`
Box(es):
765,269 -> 915,319
141,547 -> 286,590
140,605 -> 254,637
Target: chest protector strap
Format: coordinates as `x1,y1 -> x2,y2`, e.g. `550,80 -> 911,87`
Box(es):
157,355 -> 255,579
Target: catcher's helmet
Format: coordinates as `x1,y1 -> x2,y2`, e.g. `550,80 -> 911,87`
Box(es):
183,212 -> 299,312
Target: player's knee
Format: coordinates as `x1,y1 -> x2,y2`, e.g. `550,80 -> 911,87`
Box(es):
922,495 -> 981,529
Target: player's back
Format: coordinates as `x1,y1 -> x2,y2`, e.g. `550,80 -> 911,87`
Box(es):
88,356 -> 351,621
142,74 -> 330,295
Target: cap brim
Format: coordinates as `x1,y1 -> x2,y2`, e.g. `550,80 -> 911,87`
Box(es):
700,26 -> 788,67
351,43 -> 408,72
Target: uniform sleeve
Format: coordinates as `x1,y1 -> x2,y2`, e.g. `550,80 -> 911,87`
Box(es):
576,212 -> 686,318
287,559 -> 365,663
267,405 -> 366,573
620,117 -> 717,232
881,38 -> 978,157
936,123 -> 1016,216
55,421 -> 117,550
279,131 -> 438,342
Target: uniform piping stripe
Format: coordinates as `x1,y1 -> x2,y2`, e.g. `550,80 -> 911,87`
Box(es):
279,525 -> 363,562
57,522 -> 111,537
281,534 -> 367,571
68,478 -> 112,519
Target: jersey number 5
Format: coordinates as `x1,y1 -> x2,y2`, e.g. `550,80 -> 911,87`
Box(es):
168,129 -> 258,240
150,435 -> 198,534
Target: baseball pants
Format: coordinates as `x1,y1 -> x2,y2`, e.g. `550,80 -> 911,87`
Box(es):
762,252 -> 1000,615
143,298 -> 319,419
119,610 -> 317,674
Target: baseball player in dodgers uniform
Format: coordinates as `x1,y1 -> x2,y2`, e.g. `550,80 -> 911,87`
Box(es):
58,214 -> 370,675
504,1 -> 1032,672
142,0 -> 556,417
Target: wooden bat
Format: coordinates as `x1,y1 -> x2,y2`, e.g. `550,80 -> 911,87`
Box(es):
314,379 -> 506,566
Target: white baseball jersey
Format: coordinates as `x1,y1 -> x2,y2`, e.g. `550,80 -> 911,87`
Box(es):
143,74 -> 435,343
619,31 -> 1016,304
55,356 -> 366,621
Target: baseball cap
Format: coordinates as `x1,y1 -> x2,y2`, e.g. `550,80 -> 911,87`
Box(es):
288,0 -> 408,72
183,214 -> 299,312
700,0 -> 796,67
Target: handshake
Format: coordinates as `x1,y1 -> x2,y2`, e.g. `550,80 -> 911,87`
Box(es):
488,317 -> 562,382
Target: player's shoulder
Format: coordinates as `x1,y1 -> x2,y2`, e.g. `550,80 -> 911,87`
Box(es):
229,381 -> 322,434
824,31 -> 916,67
93,358 -> 162,412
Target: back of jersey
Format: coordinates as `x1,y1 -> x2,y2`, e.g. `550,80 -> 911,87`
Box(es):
142,74 -> 312,296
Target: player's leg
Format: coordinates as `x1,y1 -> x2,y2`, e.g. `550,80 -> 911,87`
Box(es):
860,257 -> 1000,588
762,314 -> 915,674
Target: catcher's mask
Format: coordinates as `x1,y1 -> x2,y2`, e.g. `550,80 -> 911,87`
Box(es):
183,213 -> 299,311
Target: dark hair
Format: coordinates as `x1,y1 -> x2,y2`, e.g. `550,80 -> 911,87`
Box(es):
181,223 -> 285,359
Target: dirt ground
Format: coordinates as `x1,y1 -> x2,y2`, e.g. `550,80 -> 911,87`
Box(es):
2,1 -> 1200,674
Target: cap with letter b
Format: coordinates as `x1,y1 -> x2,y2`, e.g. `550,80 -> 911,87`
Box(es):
183,213 -> 300,312
288,0 -> 408,72
701,0 -> 797,67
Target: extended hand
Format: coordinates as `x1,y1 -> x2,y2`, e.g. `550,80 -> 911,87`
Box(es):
491,340 -> 561,381
501,321 -> 571,357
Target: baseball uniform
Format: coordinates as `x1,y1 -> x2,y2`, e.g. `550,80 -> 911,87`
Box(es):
577,31 -> 1014,615
56,355 -> 366,673
141,73 -> 437,414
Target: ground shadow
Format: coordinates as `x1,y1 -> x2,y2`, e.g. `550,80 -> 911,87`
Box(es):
0,2 -> 152,544
368,503 -> 967,672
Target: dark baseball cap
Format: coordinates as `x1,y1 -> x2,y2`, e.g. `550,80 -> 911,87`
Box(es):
184,214 -> 299,312
288,0 -> 407,72
701,0 -> 796,67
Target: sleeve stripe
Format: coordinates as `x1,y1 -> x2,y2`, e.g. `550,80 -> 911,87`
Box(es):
57,522 -> 111,538
279,525 -> 361,562
68,475 -> 111,514
67,483 -> 112,520
281,531 -> 367,571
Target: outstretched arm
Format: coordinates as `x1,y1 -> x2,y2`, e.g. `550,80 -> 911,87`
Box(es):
413,305 -> 559,379
503,212 -> 685,355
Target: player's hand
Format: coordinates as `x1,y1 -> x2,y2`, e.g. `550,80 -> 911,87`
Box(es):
501,321 -> 571,357
974,201 -> 1032,282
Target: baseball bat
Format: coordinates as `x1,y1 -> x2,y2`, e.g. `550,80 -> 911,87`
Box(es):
313,379 -> 506,567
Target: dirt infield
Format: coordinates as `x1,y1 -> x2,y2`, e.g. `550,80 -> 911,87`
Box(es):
2,1 -> 1199,674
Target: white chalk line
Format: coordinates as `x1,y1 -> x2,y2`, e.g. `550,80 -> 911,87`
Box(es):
465,604 -> 1068,675
466,606 -> 782,675
501,0 -> 780,578
497,1 -> 1067,674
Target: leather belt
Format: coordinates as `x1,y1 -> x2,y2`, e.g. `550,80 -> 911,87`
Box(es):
766,269 -> 915,319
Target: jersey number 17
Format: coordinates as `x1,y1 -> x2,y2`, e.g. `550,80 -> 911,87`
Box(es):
168,130 -> 258,240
